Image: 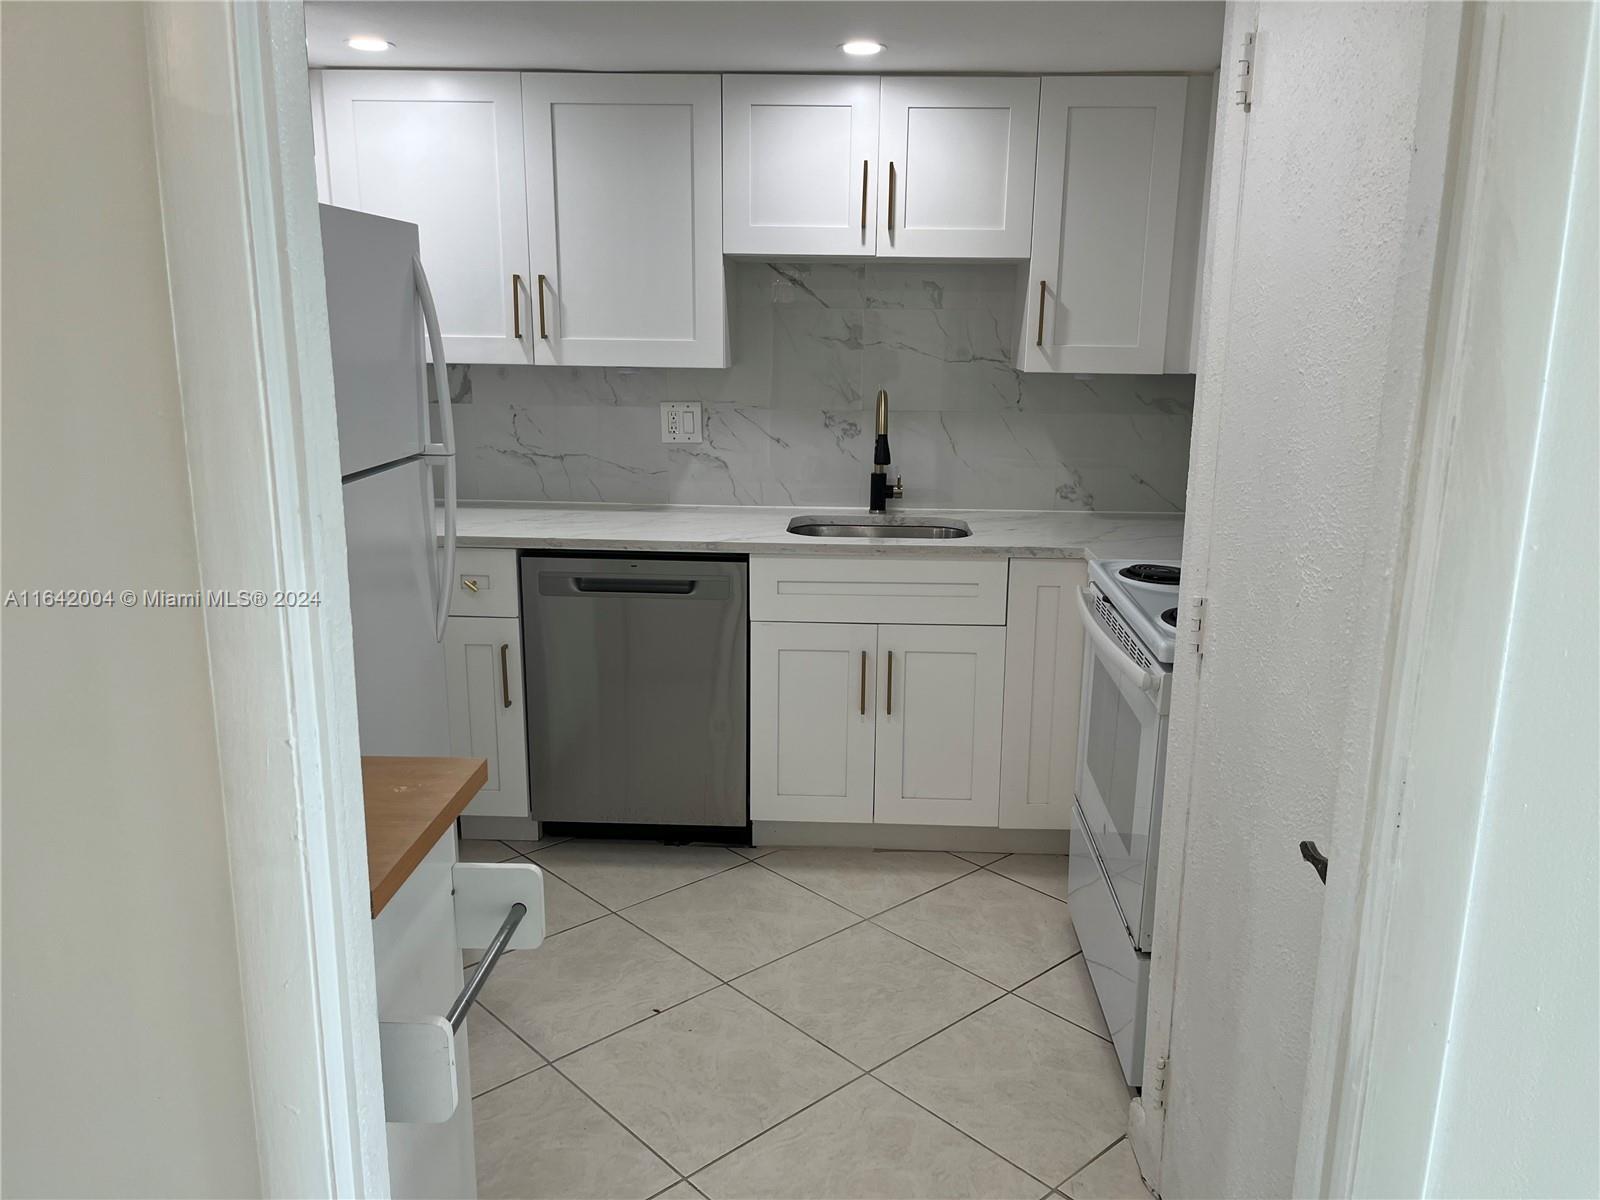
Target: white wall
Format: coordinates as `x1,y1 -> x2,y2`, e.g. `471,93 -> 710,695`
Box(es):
1147,3 -> 1460,1195
0,3 -> 261,1195
1384,4 -> 1599,1194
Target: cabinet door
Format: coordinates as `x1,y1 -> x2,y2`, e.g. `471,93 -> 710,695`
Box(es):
998,560 -> 1088,830
320,71 -> 532,365
874,625 -> 1006,826
444,616 -> 530,819
877,77 -> 1039,259
522,74 -> 727,367
723,75 -> 879,257
751,622 -> 876,823
1021,76 -> 1187,373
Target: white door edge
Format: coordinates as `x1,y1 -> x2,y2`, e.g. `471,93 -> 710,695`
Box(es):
144,3 -> 388,1194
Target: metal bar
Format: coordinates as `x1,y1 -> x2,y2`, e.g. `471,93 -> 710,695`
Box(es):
861,159 -> 869,231
500,643 -> 512,708
887,162 -> 896,235
1037,280 -> 1047,347
512,273 -> 523,339
885,649 -> 894,716
859,650 -> 867,715
536,273 -> 548,339
447,902 -> 526,1032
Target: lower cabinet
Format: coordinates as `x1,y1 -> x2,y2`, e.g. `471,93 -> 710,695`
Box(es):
750,557 -> 1088,831
998,560 -> 1089,829
750,622 -> 877,823
443,615 -> 531,818
874,624 -> 1006,827
751,620 -> 1004,825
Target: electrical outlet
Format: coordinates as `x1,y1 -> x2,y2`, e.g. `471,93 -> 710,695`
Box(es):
661,401 -> 702,444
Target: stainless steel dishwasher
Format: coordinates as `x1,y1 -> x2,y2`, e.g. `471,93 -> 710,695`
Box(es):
521,554 -> 748,838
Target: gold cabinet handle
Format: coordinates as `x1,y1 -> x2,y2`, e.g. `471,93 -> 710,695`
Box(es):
1037,280 -> 1047,347
512,273 -> 523,339
861,160 -> 869,232
859,650 -> 867,715
887,162 -> 896,235
500,643 -> 512,708
536,273 -> 548,340
885,649 -> 894,716
461,577 -> 479,593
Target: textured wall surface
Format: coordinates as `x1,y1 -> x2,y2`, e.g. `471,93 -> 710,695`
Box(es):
450,261 -> 1195,511
1156,3 -> 1456,1197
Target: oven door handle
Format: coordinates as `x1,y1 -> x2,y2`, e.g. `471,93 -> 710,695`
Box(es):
1076,586 -> 1160,697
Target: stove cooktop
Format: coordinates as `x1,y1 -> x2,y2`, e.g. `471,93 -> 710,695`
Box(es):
1088,558 -> 1181,666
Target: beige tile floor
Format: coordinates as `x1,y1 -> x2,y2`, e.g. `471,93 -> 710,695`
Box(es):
459,837 -> 1154,1200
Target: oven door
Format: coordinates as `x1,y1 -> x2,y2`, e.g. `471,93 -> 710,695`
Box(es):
1074,585 -> 1170,950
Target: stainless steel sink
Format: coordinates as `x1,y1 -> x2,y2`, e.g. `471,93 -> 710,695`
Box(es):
786,515 -> 972,540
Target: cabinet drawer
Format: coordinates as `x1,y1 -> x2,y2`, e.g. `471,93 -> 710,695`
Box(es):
450,548 -> 520,618
750,556 -> 1007,626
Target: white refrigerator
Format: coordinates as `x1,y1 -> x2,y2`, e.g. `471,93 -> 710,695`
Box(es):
321,204 -> 475,1197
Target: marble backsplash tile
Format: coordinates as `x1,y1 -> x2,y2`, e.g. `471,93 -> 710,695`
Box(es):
448,261 -> 1194,511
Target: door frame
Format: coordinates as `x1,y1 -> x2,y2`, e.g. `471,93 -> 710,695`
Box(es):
144,3 -> 387,1193
1294,3 -> 1598,1194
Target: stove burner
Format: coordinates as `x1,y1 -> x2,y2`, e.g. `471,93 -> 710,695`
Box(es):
1161,607 -> 1178,628
1120,563 -> 1181,587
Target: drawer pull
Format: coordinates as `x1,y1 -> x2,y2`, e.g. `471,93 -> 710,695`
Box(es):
885,649 -> 894,716
512,273 -> 523,339
500,643 -> 512,708
1037,280 -> 1047,347
861,159 -> 869,231
887,161 -> 897,235
859,650 -> 867,715
536,273 -> 548,340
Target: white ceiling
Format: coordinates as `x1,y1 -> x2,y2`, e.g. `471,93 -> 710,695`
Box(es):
305,2 -> 1225,73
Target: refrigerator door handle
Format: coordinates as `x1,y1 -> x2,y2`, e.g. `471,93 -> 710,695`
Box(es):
413,255 -> 454,458
432,456 -> 457,643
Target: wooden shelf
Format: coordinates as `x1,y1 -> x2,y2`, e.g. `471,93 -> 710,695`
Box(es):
363,756 -> 488,917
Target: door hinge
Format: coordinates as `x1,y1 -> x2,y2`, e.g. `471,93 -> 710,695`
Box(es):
1235,31 -> 1258,112
1187,597 -> 1208,658
1151,1055 -> 1170,1108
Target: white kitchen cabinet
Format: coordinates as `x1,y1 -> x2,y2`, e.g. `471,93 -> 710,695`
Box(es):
877,77 -> 1040,259
998,560 -> 1088,830
318,70 -> 532,365
751,622 -> 877,823
522,73 -> 727,367
444,616 -> 530,819
723,75 -> 879,257
1021,76 -> 1189,374
873,624 -> 1007,827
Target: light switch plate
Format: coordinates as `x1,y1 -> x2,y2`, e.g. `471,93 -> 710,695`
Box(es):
661,401 -> 702,444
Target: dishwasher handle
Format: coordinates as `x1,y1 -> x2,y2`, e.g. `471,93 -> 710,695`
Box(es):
571,576 -> 698,595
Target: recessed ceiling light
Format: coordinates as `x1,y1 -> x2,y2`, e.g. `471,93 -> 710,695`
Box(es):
841,39 -> 885,56
346,35 -> 393,53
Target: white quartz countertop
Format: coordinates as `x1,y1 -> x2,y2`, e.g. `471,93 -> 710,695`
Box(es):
453,502 -> 1184,561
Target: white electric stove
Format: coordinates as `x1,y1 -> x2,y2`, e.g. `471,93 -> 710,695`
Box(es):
1071,558 -> 1181,1086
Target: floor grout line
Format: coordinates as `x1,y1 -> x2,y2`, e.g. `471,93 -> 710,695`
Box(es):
529,843 -> 750,914
545,1058 -> 688,1182
745,850 -> 987,918
979,855 -> 1074,905
865,1064 -> 1058,1192
472,841 -> 1122,1199
678,1071 -> 868,1185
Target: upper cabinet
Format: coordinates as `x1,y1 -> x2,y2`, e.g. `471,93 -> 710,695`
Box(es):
877,77 -> 1040,259
723,75 -> 880,257
522,74 -> 727,367
319,71 -> 532,366
1021,76 -> 1189,374
724,76 -> 1039,261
